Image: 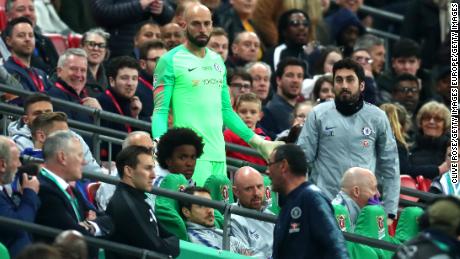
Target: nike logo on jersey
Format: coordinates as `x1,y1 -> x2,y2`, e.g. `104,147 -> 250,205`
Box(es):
188,67 -> 199,72
325,126 -> 336,131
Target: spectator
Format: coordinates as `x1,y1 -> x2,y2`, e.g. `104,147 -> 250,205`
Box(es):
15,243 -> 62,259
260,57 -> 304,139
106,146 -> 180,259
0,136 -> 40,258
97,56 -> 143,160
354,34 -> 386,77
231,166 -> 275,258
2,17 -> 52,96
391,73 -> 422,116
332,167 -> 380,229
161,23 -> 185,50
133,22 -> 162,59
35,131 -> 112,243
227,68 -> 252,107
311,74 -> 334,103
137,40 -> 167,120
53,230 -> 88,259
297,58 -> 400,218
313,46 -> 342,75
267,144 -> 349,259
245,61 -> 271,104
430,144 -> 458,196
380,103 -> 448,179
276,100 -> 314,142
350,48 -> 378,104
90,0 -> 174,58
80,28 -> 110,96
376,38 -> 434,104
48,48 -> 102,126
95,131 -> 154,210
224,93 -> 269,166
7,93 -> 102,175
263,9 -> 318,78
180,186 -> 252,255
226,31 -> 261,69
6,0 -> 60,74
410,101 -> 450,170
433,66 -> 450,106
393,196 -> 460,258
52,0 -> 96,34
325,8 -> 365,57
207,27 -> 229,62
214,0 -> 257,46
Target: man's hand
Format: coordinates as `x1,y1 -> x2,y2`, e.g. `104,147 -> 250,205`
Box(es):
81,97 -> 102,110
150,0 -> 164,15
130,96 -> 142,118
22,174 -> 40,194
248,135 -> 285,161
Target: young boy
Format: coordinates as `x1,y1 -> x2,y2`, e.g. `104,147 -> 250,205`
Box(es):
224,93 -> 270,166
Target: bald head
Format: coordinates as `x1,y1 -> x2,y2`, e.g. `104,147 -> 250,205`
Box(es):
183,3 -> 213,49
341,167 -> 379,208
233,166 -> 265,210
54,230 -> 87,259
184,3 -> 211,23
122,131 -> 154,150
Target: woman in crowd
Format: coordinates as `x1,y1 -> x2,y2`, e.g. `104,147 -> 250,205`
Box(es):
311,74 -> 334,103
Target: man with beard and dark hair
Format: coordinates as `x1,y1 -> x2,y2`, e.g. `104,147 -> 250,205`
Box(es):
260,57 -> 304,139
296,58 -> 400,222
153,3 -> 282,186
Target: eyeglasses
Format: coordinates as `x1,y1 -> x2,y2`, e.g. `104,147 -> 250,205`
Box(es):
84,41 -> 107,49
421,114 -> 444,123
267,159 -> 283,167
288,20 -> 310,27
145,57 -> 160,63
396,87 -> 420,94
354,56 -> 373,64
230,82 -> 251,90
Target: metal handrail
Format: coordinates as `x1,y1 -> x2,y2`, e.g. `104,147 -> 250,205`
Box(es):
0,216 -> 169,259
359,5 -> 404,22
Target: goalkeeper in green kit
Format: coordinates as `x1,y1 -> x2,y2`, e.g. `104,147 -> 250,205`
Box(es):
152,3 -> 281,186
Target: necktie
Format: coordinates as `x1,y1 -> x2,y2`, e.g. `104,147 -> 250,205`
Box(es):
66,186 -> 75,198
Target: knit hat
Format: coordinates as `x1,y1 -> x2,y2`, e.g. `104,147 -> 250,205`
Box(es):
427,197 -> 460,237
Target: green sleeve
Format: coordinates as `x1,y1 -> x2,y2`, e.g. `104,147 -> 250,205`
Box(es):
154,174 -> 189,241
152,55 -> 174,139
221,72 -> 255,142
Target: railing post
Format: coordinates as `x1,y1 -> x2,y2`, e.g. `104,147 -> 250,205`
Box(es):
222,203 -> 232,251
92,108 -> 101,164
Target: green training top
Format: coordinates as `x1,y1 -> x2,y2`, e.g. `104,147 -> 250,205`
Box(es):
152,45 -> 254,161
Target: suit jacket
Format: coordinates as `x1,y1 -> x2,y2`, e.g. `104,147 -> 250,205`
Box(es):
106,182 -> 180,259
0,188 -> 40,258
35,174 -> 112,241
3,57 -> 53,94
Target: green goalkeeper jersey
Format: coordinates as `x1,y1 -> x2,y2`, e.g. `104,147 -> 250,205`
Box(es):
152,45 -> 254,161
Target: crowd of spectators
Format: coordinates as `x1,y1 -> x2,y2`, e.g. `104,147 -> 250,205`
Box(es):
0,0 -> 456,258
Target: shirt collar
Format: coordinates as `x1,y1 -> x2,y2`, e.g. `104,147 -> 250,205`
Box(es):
42,167 -> 69,190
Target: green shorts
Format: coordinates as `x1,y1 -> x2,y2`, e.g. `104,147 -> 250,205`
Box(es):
192,159 -> 226,186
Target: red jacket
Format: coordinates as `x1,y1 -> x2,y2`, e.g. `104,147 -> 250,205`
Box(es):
224,128 -> 270,166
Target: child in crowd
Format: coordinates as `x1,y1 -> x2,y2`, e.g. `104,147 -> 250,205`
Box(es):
224,93 -> 270,166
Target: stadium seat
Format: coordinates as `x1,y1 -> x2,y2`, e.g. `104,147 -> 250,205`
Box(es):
43,33 -> 68,55
262,175 -> 280,215
395,206 -> 424,243
68,33 -> 83,48
354,205 -> 401,259
400,175 -> 419,202
154,173 -> 189,241
415,175 -> 431,192
204,174 -> 234,204
0,0 -> 6,32
0,242 -> 10,259
86,182 -> 101,205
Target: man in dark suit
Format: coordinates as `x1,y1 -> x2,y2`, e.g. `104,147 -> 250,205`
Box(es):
35,131 -> 111,240
106,145 -> 179,259
0,136 -> 40,258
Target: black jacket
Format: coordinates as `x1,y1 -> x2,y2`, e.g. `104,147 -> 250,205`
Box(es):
32,29 -> 60,75
90,0 -> 174,58
106,183 -> 180,259
409,134 -> 449,169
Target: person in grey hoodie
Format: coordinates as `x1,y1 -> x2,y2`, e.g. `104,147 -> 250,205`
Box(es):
7,93 -> 102,174
180,186 -> 252,256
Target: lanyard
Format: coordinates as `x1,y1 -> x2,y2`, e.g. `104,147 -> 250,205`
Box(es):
55,82 -> 85,104
105,89 -> 132,133
12,56 -> 45,92
139,76 -> 153,91
40,168 -> 82,221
